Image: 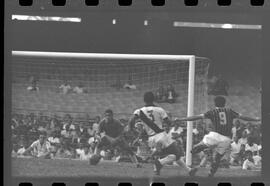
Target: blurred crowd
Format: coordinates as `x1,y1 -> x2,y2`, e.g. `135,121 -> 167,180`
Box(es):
12,112 -> 261,170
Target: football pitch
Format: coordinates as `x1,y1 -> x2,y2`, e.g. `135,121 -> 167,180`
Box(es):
12,157 -> 260,179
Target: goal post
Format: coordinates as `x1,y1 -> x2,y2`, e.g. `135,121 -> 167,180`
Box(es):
12,51 -> 209,165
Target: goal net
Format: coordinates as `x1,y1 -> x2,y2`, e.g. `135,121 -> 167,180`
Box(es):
12,51 -> 210,117
12,51 -> 210,165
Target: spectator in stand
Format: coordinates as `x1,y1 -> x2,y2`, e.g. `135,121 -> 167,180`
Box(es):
22,133 -> 51,158
87,123 -> 95,138
77,145 -> 93,160
245,123 -> 253,135
208,74 -> 229,96
207,75 -> 218,95
70,123 -> 80,145
11,114 -> 20,129
27,76 -> 39,92
132,121 -> 151,163
253,150 -> 262,168
123,75 -> 137,90
17,139 -> 28,156
165,84 -> 177,103
73,83 -> 85,94
77,122 -> 86,135
59,81 -> 72,94
62,115 -> 75,131
170,120 -> 184,145
155,86 -> 166,103
92,116 -> 101,135
245,136 -> 259,155
230,136 -> 245,166
238,130 -> 248,146
55,142 -> 72,159
242,150 -> 259,170
47,131 -> 61,156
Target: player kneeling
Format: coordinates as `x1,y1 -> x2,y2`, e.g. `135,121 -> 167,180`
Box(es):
151,122 -> 197,176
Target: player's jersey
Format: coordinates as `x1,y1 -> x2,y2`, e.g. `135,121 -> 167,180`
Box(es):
134,105 -> 168,136
204,107 -> 239,137
98,118 -> 124,138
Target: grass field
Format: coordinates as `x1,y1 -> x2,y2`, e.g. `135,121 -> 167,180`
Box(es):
12,157 -> 261,179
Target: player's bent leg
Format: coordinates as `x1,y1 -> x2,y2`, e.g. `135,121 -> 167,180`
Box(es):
154,154 -> 176,175
117,137 -> 142,168
191,141 -> 209,154
92,136 -> 111,165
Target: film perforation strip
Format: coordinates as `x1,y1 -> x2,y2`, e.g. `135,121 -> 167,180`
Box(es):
118,0 -> 132,6
217,0 -> 231,6
118,182 -> 132,186
18,0 -> 265,7
85,183 -> 99,186
151,0 -> 165,6
184,0 -> 198,6
51,0 -> 66,6
217,183 -> 231,186
151,182 -> 165,186
251,183 -> 265,186
16,182 -> 266,186
19,182 -> 32,186
52,183 -> 66,186
85,0 -> 99,6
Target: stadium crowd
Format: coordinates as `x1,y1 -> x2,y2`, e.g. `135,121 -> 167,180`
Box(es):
11,111 -> 261,170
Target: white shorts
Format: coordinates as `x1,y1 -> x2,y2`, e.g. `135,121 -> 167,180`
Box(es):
202,132 -> 231,155
148,132 -> 175,149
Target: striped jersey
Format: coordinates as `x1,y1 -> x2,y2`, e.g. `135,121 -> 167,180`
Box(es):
204,107 -> 240,137
134,105 -> 168,136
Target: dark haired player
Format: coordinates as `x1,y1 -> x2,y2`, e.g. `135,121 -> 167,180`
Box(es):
128,92 -> 170,140
93,109 -> 141,167
178,96 -> 260,177
128,92 -> 195,175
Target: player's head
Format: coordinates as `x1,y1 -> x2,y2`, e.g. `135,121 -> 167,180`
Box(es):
245,150 -> 253,161
135,121 -> 144,132
144,91 -> 155,104
232,135 -> 239,143
162,121 -> 171,132
38,133 -> 47,143
214,96 -> 226,107
104,109 -> 113,123
247,136 -> 254,146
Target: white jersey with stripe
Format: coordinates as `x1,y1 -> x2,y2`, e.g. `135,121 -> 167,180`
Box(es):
134,106 -> 168,136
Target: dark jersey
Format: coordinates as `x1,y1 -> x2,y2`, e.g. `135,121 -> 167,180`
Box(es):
204,107 -> 239,137
98,118 -> 124,138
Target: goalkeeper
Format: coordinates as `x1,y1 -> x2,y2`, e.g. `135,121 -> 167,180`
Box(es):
92,109 -> 141,167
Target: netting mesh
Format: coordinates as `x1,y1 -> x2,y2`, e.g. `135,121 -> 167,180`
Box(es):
12,55 -> 210,118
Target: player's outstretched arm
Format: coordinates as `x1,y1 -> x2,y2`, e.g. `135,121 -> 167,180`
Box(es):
176,114 -> 204,122
238,115 -> 260,122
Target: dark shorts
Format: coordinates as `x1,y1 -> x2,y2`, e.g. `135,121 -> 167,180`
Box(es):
97,136 -> 134,155
157,142 -> 184,160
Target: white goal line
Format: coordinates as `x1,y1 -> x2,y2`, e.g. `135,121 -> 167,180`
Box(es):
12,50 -> 195,61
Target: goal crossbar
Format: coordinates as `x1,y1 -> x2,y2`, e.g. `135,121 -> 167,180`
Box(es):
12,50 -> 194,61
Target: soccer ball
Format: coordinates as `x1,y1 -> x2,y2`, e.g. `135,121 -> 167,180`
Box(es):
89,154 -> 101,165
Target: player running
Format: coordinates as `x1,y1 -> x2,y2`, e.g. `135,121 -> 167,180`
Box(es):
151,121 -> 198,176
178,96 -> 260,177
92,109 -> 141,167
